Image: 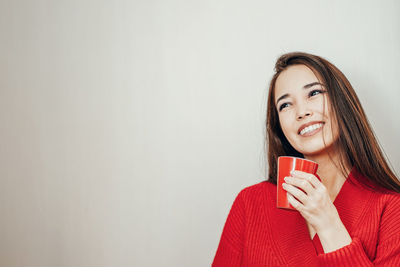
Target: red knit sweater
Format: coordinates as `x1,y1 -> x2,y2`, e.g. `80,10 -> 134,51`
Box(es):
212,169 -> 400,266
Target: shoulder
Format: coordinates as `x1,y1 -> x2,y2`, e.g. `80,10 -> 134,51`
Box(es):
233,180 -> 276,207
349,168 -> 400,207
366,190 -> 400,232
373,191 -> 400,242
238,180 -> 276,196
226,180 -> 277,220
362,186 -> 400,215
379,191 -> 400,212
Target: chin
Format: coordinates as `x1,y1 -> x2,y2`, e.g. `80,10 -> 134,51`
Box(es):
293,140 -> 334,157
301,149 -> 327,157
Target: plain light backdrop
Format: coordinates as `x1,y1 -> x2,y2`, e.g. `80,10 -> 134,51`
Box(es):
0,0 -> 399,266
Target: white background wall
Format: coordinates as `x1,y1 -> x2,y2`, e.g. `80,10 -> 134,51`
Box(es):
0,0 -> 399,266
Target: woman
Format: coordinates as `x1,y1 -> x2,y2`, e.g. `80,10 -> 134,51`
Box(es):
212,52 -> 400,266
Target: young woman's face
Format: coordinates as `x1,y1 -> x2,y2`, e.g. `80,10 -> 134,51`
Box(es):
274,64 -> 339,157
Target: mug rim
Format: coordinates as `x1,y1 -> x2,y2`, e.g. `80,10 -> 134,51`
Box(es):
277,156 -> 318,165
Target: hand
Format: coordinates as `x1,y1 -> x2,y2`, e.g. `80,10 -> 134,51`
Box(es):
282,170 -> 352,252
282,170 -> 340,234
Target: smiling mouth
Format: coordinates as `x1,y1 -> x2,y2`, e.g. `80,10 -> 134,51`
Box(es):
299,123 -> 324,136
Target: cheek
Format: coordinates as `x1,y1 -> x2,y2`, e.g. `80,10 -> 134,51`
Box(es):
278,114 -> 296,138
322,119 -> 339,144
325,106 -> 339,140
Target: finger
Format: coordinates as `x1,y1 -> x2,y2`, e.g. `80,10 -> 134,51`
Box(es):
284,176 -> 313,195
282,183 -> 308,204
287,192 -> 304,211
291,170 -> 321,188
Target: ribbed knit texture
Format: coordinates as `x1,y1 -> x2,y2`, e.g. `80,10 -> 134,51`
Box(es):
212,169 -> 400,266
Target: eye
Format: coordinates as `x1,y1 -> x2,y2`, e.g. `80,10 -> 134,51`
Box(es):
309,89 -> 326,97
279,102 -> 290,111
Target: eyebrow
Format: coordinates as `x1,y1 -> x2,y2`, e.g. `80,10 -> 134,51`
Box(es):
275,82 -> 324,106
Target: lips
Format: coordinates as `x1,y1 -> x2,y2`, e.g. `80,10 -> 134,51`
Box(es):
298,121 -> 325,135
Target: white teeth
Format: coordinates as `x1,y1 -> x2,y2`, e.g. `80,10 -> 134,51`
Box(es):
300,123 -> 323,136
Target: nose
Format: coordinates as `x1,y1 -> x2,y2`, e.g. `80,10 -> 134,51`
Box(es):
296,108 -> 312,120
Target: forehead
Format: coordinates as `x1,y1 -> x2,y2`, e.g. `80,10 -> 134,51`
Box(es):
275,65 -> 320,100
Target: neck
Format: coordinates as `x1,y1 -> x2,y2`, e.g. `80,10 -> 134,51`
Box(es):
304,151 -> 351,200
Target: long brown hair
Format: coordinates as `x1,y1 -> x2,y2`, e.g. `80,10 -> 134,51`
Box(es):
265,51 -> 400,193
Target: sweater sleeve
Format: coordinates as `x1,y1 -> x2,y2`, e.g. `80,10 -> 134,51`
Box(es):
317,194 -> 400,266
212,190 -> 246,267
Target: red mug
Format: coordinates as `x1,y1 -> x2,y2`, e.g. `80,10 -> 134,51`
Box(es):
277,156 -> 319,210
